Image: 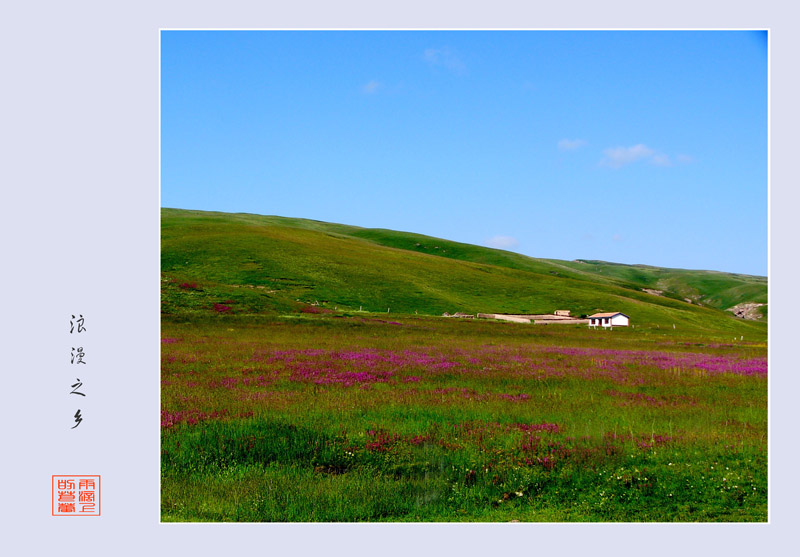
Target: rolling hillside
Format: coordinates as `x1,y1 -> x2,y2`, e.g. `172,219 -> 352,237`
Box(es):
553,259 -> 767,314
161,208 -> 767,337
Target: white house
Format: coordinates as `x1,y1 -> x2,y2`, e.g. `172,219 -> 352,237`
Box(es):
588,312 -> 629,328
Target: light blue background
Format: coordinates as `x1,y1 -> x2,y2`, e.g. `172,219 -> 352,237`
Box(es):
1,1 -> 793,556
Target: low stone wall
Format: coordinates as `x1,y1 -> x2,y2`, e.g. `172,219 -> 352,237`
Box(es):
533,319 -> 589,325
493,315 -> 531,324
516,314 -> 577,320
476,313 -> 588,325
476,313 -> 531,323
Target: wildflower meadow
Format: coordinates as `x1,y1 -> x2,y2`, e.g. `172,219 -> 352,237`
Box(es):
161,313 -> 767,522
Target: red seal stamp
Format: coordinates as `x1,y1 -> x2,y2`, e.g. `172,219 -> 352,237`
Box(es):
52,475 -> 100,516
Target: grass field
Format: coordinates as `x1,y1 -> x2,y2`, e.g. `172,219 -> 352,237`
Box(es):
161,313 -> 766,522
161,208 -> 767,522
161,209 -> 768,335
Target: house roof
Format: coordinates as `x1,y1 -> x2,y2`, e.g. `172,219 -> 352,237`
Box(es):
589,312 -> 628,318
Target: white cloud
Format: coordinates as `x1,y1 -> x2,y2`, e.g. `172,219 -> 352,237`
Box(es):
485,235 -> 519,250
650,153 -> 672,167
601,144 -> 655,168
601,144 -> 694,169
558,138 -> 587,151
362,80 -> 381,94
423,47 -> 466,75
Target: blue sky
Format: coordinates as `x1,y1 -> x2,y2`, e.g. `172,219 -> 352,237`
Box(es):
161,30 -> 767,276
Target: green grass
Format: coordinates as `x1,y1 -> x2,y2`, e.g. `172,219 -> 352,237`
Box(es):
161,208 -> 767,339
161,208 -> 767,522
161,314 -> 767,522
556,259 -> 767,312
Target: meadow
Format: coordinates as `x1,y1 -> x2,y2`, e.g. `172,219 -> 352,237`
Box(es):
161,209 -> 768,328
161,209 -> 767,521
161,312 -> 767,522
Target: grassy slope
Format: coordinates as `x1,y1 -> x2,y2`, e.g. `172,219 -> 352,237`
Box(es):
348,230 -> 767,312
161,208 -> 766,339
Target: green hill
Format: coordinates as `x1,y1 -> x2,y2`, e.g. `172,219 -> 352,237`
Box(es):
161,208 -> 767,338
553,259 -> 767,312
